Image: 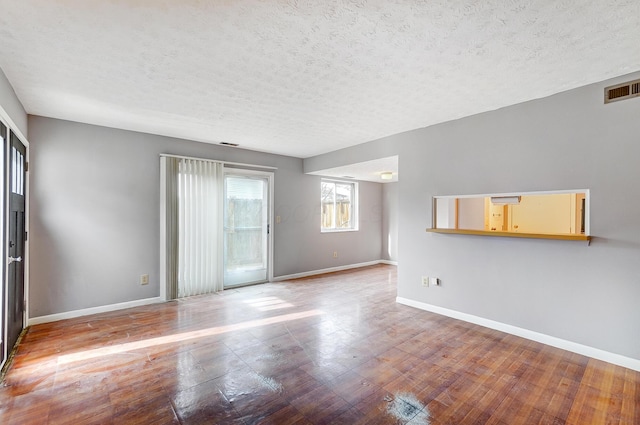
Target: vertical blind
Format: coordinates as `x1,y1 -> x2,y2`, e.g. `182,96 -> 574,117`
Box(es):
177,159 -> 224,297
162,157 -> 180,299
162,156 -> 224,299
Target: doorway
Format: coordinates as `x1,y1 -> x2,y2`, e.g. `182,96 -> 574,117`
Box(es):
4,129 -> 26,366
223,170 -> 273,288
0,122 -> 5,366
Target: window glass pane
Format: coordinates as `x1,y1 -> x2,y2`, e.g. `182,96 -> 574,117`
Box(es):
224,176 -> 268,286
11,146 -> 17,194
335,183 -> 352,228
321,181 -> 335,229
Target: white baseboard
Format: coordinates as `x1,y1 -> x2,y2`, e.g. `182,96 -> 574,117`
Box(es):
379,259 -> 398,266
28,297 -> 164,326
396,297 -> 640,372
273,260 -> 393,282
27,262 -> 400,325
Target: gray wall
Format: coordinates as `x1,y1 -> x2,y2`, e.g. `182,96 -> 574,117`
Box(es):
382,182 -> 398,262
28,116 -> 382,317
304,71 -> 640,361
304,135 -> 399,175
0,68 -> 27,136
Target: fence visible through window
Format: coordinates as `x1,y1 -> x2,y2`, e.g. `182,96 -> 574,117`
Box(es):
321,179 -> 357,231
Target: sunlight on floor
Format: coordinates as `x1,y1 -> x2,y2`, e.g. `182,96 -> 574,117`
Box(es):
57,309 -> 324,365
243,296 -> 294,311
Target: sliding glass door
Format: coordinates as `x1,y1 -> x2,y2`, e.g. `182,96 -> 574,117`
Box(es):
223,171 -> 271,288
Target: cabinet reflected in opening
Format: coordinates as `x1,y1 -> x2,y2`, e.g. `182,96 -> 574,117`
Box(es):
434,191 -> 588,236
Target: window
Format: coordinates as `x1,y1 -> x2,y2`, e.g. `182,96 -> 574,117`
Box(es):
321,179 -> 358,231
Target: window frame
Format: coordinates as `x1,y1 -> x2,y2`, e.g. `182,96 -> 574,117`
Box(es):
320,178 -> 359,233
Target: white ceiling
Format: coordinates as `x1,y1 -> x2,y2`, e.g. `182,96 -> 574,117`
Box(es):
307,156 -> 398,183
0,1 -> 638,159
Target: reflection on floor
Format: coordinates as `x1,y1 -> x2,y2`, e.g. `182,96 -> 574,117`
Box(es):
0,264 -> 638,424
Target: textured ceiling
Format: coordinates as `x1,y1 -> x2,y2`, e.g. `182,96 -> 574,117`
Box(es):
0,1 -> 638,158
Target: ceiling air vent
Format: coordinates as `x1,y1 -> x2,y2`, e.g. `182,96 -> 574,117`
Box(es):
219,142 -> 239,147
604,79 -> 640,104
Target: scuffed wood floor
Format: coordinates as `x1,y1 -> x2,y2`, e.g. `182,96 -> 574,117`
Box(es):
0,265 -> 638,424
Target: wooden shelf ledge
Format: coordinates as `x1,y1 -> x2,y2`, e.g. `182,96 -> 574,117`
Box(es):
426,228 -> 591,243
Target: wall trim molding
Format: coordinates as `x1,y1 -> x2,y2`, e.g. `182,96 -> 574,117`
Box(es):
28,297 -> 164,326
0,104 -> 28,145
273,260 -> 391,282
379,260 -> 398,266
396,297 -> 640,372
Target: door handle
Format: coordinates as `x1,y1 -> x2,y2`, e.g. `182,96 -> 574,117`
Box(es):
8,256 -> 22,264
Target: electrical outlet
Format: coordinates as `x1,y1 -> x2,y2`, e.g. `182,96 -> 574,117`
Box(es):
333,251 -> 338,258
422,276 -> 429,287
140,274 -> 149,285
276,215 -> 281,224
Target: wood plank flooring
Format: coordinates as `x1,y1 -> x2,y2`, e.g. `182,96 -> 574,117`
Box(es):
0,264 -> 638,424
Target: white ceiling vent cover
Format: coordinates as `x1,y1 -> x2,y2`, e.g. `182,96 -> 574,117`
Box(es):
604,79 -> 640,104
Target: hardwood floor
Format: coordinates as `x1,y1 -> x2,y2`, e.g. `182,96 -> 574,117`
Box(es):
0,264 -> 638,424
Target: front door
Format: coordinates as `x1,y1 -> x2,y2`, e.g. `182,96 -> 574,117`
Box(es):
223,171 -> 271,288
0,122 -> 5,365
6,131 -> 26,356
